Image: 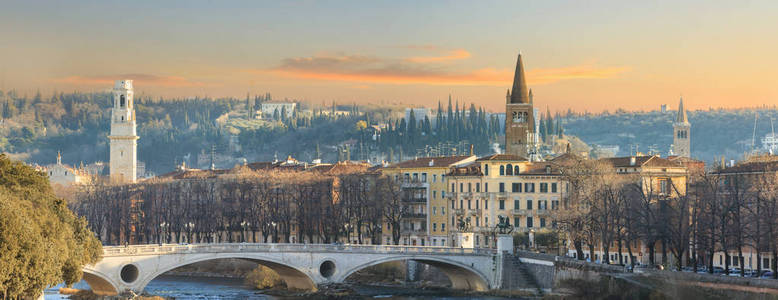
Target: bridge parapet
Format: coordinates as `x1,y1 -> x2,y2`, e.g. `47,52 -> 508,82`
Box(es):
102,243 -> 497,257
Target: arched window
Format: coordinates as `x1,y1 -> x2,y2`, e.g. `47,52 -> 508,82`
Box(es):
120,95 -> 126,107
121,116 -> 124,121
499,165 -> 505,175
514,165 -> 520,175
506,164 -> 513,175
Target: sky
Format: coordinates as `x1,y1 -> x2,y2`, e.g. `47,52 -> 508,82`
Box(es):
1,0 -> 778,113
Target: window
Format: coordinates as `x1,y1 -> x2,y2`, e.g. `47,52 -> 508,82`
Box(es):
468,183 -> 472,192
485,200 -> 488,209
421,173 -> 427,182
120,94 -> 126,107
476,183 -> 480,192
551,183 -> 558,193
441,223 -> 445,232
552,200 -> 559,210
404,173 -> 410,181
540,218 -> 546,228
540,183 -> 548,193
499,182 -> 505,192
432,207 -> 437,215
460,200 -> 463,209
506,164 -> 513,175
485,164 -> 489,175
512,183 -> 521,193
476,200 -> 479,209
441,206 -> 446,215
514,165 -> 520,175
433,223 -> 437,232
433,174 -> 437,182
451,183 -> 455,192
539,200 -> 547,210
514,200 -> 520,210
500,165 -> 505,175
475,218 -> 480,227
514,217 -> 520,228
499,200 -> 505,210
468,200 -> 471,209
527,216 -> 534,228
485,217 -> 489,226
460,183 -> 463,192
660,179 -> 670,194
526,200 -> 533,210
433,191 -> 437,199
442,191 -> 446,198
451,200 -> 455,209
485,183 -> 489,193
413,173 -> 418,181
525,183 -> 535,193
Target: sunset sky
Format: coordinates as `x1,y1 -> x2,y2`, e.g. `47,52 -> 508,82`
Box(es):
2,0 -> 777,112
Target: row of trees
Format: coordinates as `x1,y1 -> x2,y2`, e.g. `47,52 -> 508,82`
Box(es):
72,166 -> 414,247
558,155 -> 778,278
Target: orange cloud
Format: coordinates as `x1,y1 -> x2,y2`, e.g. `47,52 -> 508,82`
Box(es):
262,53 -> 628,86
406,49 -> 471,63
53,74 -> 205,87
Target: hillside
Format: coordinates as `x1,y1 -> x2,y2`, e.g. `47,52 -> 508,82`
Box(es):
562,108 -> 778,163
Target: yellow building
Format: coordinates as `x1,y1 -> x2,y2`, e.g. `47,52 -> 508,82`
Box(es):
381,155 -> 476,246
446,154 -> 565,248
601,155 -> 688,198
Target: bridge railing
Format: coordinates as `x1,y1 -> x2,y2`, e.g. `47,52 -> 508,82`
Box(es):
102,243 -> 497,257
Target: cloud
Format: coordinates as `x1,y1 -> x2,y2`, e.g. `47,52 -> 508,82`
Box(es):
406,49 -> 471,63
261,53 -> 629,86
53,74 -> 205,87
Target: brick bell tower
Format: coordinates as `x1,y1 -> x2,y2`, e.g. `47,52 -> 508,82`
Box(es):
505,53 -> 535,158
109,80 -> 139,183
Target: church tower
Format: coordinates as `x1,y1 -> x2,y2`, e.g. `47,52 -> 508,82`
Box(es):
673,97 -> 691,158
109,80 -> 138,183
505,53 -> 536,158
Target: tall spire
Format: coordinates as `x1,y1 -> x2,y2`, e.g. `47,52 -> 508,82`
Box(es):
510,53 -> 530,104
676,97 -> 689,124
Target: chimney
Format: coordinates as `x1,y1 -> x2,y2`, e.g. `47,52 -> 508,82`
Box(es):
629,156 -> 636,166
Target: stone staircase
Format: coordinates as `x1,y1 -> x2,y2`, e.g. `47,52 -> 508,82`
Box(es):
502,254 -> 544,296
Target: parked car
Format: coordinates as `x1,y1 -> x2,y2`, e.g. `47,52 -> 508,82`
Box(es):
712,267 -> 726,274
761,271 -> 775,279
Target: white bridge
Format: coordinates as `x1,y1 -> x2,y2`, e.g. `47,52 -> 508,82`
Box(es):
82,243 -> 501,295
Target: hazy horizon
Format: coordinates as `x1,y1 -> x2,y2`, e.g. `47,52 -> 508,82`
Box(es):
3,1 -> 778,113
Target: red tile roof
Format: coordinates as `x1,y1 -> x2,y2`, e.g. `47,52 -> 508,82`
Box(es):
476,154 -> 528,162
385,155 -> 474,169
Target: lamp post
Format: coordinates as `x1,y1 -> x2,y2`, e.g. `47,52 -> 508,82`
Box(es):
185,222 -> 194,243
159,222 -> 169,244
241,221 -> 250,243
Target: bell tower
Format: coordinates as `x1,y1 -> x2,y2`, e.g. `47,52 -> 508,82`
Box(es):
673,97 -> 691,158
505,53 -> 535,158
109,80 -> 138,183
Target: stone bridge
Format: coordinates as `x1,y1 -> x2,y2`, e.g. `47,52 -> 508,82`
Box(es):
82,243 -> 501,295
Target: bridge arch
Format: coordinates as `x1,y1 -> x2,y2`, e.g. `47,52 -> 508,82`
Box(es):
339,255 -> 490,291
81,268 -> 120,296
135,254 -> 318,292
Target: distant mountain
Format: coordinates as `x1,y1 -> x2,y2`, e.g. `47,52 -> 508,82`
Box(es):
562,108 -> 778,163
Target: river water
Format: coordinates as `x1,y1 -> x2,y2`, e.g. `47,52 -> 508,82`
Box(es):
45,275 -> 519,299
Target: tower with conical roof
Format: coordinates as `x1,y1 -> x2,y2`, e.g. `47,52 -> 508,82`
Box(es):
505,53 -> 536,158
673,97 -> 691,158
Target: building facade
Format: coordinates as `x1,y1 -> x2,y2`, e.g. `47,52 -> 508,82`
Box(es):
381,156 -> 476,246
260,102 -> 297,119
109,80 -> 139,183
505,53 -> 536,158
446,154 -> 565,248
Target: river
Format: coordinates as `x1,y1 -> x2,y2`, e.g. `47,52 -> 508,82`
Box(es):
45,276 -> 520,299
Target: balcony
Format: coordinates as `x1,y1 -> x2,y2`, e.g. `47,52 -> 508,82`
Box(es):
468,209 -> 482,215
512,209 -> 529,215
403,197 -> 427,204
402,212 -> 427,219
454,209 -> 464,215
